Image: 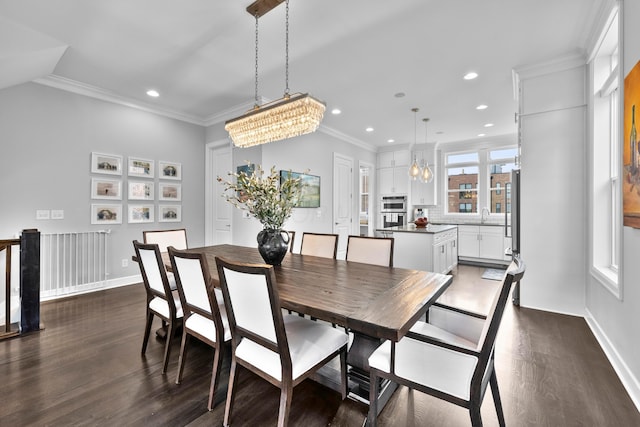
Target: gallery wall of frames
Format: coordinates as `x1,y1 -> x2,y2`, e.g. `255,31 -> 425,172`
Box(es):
89,152 -> 182,225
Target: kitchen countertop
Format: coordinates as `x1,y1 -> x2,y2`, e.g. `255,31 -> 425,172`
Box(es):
377,224 -> 458,234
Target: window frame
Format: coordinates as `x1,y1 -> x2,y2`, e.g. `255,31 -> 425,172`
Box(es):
589,5 -> 621,299
442,144 -> 517,218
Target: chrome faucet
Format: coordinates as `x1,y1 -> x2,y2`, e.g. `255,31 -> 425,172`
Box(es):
481,207 -> 490,223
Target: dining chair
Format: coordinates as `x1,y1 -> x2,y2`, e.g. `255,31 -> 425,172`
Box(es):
299,232 -> 338,259
143,228 -> 188,252
284,230 -> 296,253
133,240 -> 184,374
345,235 -> 394,267
367,255 -> 526,427
167,246 -> 231,411
215,256 -> 349,427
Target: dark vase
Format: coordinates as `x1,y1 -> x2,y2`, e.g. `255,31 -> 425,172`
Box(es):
257,229 -> 290,266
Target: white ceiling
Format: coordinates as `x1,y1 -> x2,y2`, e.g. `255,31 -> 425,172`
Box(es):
0,0 -> 603,148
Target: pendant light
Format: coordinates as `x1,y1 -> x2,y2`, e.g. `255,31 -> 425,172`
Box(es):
225,0 -> 326,147
408,108 -> 421,180
420,118 -> 434,183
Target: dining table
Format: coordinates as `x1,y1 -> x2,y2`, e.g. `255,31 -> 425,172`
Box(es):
144,243 -> 452,412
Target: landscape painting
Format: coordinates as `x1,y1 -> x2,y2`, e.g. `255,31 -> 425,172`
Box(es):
280,171 -> 320,208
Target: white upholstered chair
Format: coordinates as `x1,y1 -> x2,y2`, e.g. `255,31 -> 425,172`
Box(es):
345,235 -> 394,267
168,247 -> 231,411
299,232 -> 338,259
367,255 -> 526,427
215,256 -> 349,427
133,240 -> 184,374
143,228 -> 187,291
143,228 -> 188,252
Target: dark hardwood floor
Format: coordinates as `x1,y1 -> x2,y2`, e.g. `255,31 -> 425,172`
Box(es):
2,265 -> 638,426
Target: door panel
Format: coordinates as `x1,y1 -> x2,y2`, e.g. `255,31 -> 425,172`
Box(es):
213,146 -> 232,244
333,154 -> 353,259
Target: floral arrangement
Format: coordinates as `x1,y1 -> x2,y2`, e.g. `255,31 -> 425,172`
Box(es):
217,164 -> 304,230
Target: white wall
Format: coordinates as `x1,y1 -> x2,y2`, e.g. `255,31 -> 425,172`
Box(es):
0,83 -> 206,282
207,122 -> 377,252
585,0 -> 640,409
517,60 -> 587,316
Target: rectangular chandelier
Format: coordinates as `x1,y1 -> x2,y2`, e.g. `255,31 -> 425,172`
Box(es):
225,93 -> 326,148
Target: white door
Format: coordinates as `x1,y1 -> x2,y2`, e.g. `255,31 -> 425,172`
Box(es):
205,143 -> 232,245
333,153 -> 353,259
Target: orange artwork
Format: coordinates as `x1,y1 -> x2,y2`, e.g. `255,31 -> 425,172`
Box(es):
624,61 -> 640,228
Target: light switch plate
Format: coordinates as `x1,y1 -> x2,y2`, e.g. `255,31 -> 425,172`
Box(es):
36,210 -> 50,220
51,210 -> 64,220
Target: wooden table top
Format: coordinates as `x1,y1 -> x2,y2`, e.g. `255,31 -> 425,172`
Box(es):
180,244 -> 452,342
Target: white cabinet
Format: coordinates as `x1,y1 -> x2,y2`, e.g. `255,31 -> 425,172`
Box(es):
392,228 -> 457,274
378,149 -> 410,168
410,144 -> 437,206
457,225 -> 507,263
432,228 -> 458,274
378,149 -> 410,195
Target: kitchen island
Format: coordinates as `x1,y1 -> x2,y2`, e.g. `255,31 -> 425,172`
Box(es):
377,224 -> 458,274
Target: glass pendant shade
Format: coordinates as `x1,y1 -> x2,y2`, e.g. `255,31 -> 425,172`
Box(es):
420,163 -> 433,183
225,93 -> 326,148
409,157 -> 421,180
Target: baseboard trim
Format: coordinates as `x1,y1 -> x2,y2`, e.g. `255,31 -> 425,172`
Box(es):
584,308 -> 640,413
41,274 -> 142,302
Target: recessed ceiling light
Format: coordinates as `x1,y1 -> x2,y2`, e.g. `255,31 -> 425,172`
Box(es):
484,123 -> 494,127
394,92 -> 405,98
387,139 -> 395,143
331,108 -> 341,115
146,89 -> 160,97
477,133 -> 486,137
464,72 -> 478,80
476,104 -> 488,110
366,127 -> 374,132
436,131 -> 444,135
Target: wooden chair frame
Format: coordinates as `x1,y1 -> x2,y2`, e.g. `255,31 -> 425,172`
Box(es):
143,228 -> 188,251
133,240 -> 182,374
215,256 -> 348,427
168,246 -> 229,411
299,232 -> 339,259
368,255 -> 526,427
345,235 -> 394,267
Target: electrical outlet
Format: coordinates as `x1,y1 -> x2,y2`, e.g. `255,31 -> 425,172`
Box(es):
36,210 -> 50,220
51,210 -> 64,219
122,259 -> 129,268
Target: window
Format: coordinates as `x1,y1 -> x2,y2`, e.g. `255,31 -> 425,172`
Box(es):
359,167 -> 369,215
590,7 -> 620,297
444,147 -> 516,216
459,203 -> 472,213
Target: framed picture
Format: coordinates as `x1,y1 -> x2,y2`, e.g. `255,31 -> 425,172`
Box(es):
91,152 -> 123,175
158,205 -> 182,222
91,178 -> 122,200
279,170 -> 321,208
128,157 -> 155,178
159,161 -> 182,180
128,204 -> 154,223
624,60 -> 640,229
91,204 -> 122,224
159,182 -> 181,201
128,181 -> 154,201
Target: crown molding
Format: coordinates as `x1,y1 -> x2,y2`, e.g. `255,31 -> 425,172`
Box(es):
34,74 -> 377,152
33,74 -> 206,126
512,52 -> 587,81
318,125 -> 377,152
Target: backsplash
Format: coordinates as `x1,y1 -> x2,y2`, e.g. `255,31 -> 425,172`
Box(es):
417,205 -> 506,226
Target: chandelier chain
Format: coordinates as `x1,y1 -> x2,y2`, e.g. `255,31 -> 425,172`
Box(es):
285,0 -> 290,96
254,13 -> 259,107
